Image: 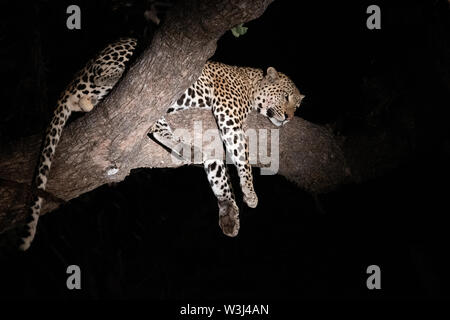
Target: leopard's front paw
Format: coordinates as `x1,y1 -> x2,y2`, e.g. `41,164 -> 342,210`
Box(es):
218,200 -> 240,237
243,190 -> 258,208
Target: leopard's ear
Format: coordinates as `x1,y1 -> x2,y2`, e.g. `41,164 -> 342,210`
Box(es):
266,67 -> 279,82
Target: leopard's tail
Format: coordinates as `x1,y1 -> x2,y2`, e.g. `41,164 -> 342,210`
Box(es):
19,104 -> 72,251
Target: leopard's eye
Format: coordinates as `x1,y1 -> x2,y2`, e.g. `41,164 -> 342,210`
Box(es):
285,95 -> 289,102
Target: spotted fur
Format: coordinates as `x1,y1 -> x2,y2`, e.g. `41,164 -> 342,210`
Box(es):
150,61 -> 305,236
19,38 -> 137,251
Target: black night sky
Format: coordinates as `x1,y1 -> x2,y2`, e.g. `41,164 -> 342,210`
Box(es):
0,0 -> 450,303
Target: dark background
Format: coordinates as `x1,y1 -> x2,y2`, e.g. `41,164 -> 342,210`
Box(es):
0,0 -> 449,300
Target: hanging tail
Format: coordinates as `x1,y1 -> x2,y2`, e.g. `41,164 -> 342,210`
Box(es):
18,105 -> 71,250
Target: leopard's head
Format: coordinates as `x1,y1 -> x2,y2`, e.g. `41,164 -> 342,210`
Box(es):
254,67 -> 305,126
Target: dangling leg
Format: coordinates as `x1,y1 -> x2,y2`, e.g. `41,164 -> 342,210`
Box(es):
204,159 -> 240,237
213,112 -> 258,208
149,120 -> 239,236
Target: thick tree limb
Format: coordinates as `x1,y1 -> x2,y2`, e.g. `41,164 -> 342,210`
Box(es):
0,107 -> 350,233
1,101 -> 411,234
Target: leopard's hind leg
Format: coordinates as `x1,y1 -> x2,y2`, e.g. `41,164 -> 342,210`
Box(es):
204,160 -> 240,237
148,117 -> 240,237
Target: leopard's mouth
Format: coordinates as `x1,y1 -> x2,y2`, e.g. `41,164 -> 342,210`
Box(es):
269,117 -> 287,127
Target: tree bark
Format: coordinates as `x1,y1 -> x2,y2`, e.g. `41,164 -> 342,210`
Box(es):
0,0 -> 412,234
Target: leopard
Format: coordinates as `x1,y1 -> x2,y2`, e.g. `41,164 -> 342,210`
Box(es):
19,38 -> 138,251
19,38 -> 304,250
149,61 -> 305,238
